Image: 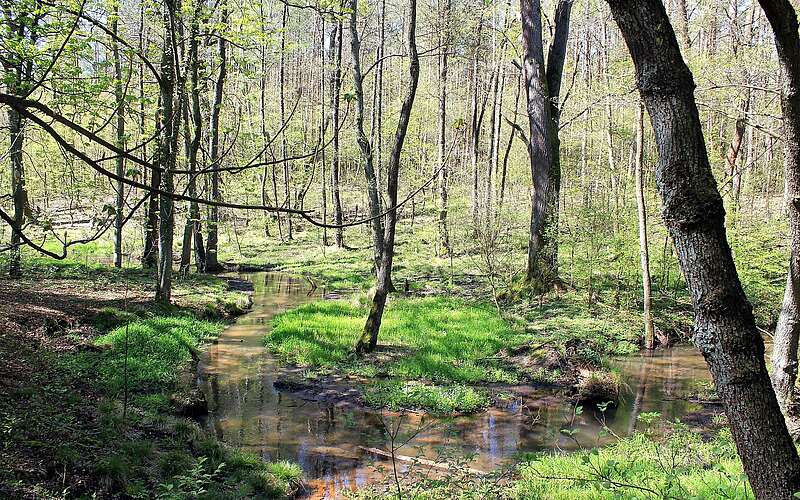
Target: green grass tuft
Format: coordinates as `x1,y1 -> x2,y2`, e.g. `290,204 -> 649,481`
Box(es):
509,426 -> 749,499
364,381 -> 489,414
269,297 -> 517,384
267,296 -> 515,413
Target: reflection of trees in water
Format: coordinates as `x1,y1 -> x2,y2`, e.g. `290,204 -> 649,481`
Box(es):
628,351 -> 653,434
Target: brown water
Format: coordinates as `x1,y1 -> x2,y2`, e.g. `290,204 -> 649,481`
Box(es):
199,272 -> 715,499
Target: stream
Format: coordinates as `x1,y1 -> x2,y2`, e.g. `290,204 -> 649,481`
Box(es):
199,272 -> 716,499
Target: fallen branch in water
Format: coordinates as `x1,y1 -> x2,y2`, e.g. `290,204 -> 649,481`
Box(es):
358,446 -> 488,476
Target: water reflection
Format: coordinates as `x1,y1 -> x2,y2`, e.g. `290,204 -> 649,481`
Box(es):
199,273 -> 715,499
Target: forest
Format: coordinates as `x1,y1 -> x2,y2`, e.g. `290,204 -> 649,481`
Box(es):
2,0 -> 800,497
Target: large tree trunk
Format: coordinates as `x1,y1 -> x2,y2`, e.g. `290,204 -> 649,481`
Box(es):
112,3 -> 125,269
179,0 -> 204,274
356,0 -> 420,355
634,100 -> 655,349
520,0 -> 572,289
349,0 -> 383,272
608,0 -> 800,496
437,0 -> 451,255
205,0 -> 228,272
759,0 -> 800,442
156,0 -> 180,302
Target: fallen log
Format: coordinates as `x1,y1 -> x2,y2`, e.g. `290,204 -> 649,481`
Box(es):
357,446 -> 487,476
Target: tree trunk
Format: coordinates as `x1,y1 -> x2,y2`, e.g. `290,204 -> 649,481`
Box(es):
180,0 -> 204,274
437,0 -> 451,255
205,0 -> 228,272
156,0 -> 180,302
258,0 -> 271,240
320,19 -> 329,246
4,11 -> 28,278
349,0 -> 383,273
112,3 -> 125,268
6,107 -> 25,278
634,101 -> 655,349
760,0 -> 800,442
608,0 -> 800,496
469,18 -> 483,231
520,0 -> 572,289
675,0 -> 690,50
331,19 -> 345,248
356,0 -> 420,355
279,3 -> 293,241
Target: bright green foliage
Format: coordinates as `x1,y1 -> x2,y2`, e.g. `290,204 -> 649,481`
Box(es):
509,427 -> 749,499
729,222 -> 790,326
518,293 -> 642,359
268,296 -> 516,412
364,381 -> 489,414
269,297 -> 517,383
72,316 -> 222,394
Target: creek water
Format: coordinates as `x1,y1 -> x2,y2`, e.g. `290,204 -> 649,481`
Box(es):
199,272 -> 715,499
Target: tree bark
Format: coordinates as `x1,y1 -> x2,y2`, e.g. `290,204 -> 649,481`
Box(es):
759,0 -> 800,442
112,3 -> 125,268
607,0 -> 800,496
520,0 -> 572,289
156,0 -> 180,302
179,0 -> 205,274
331,18 -> 345,248
205,0 -> 228,272
437,0 -> 451,255
356,0 -> 420,355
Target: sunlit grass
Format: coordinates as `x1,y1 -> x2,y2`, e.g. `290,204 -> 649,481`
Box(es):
65,316 -> 223,394
509,426 -> 749,499
267,296 -> 518,412
269,296 -> 518,384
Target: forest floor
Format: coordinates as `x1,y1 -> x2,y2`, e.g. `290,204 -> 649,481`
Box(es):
0,259 -> 301,499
